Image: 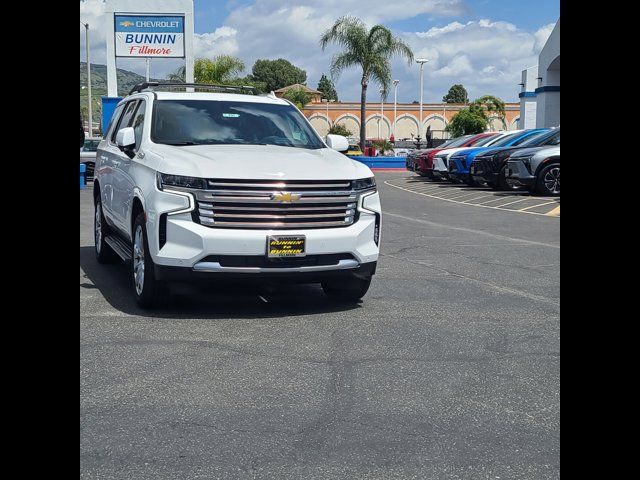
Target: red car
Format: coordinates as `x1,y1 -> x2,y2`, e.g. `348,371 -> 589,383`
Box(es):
415,132 -> 500,179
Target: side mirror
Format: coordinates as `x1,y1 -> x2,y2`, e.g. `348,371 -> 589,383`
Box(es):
326,134 -> 349,152
115,127 -> 136,158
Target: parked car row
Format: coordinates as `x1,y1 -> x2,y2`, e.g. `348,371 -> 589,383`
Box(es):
80,137 -> 101,182
406,127 -> 560,196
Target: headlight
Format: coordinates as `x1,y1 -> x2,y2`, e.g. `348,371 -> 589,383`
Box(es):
352,177 -> 376,191
157,173 -> 207,190
516,154 -> 535,167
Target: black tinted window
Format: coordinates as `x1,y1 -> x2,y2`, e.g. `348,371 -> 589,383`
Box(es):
132,100 -> 146,150
105,104 -> 124,141
151,100 -> 324,149
110,101 -> 139,143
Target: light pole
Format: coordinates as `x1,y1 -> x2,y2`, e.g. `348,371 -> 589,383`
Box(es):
81,21 -> 93,138
392,79 -> 399,139
416,59 -> 429,139
378,88 -> 385,140
321,97 -> 334,135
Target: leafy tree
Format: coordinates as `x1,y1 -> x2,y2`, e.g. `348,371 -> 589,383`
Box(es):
473,94 -> 505,117
249,58 -> 307,92
328,124 -> 353,137
320,16 -> 414,149
283,86 -> 313,109
442,84 -> 468,103
167,56 -> 245,84
372,138 -> 394,155
445,106 -> 487,137
317,74 -> 338,101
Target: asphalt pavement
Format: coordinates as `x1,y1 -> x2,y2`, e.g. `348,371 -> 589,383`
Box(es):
80,171 -> 559,479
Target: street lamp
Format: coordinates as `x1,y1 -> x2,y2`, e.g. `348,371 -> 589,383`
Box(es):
416,58 -> 429,139
378,88 -> 386,140
321,97 -> 334,135
392,79 -> 399,139
81,21 -> 93,138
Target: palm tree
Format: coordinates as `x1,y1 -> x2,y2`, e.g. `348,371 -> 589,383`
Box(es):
166,55 -> 245,84
320,16 -> 414,149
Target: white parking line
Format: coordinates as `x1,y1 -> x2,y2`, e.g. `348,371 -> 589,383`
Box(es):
519,200 -> 560,212
384,179 -> 560,218
489,197 -> 537,208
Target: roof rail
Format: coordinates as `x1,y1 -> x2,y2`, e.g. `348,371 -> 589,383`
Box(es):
128,82 -> 259,96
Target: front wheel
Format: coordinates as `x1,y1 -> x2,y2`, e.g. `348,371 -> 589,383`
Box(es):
132,212 -> 168,308
322,276 -> 371,302
536,163 -> 560,196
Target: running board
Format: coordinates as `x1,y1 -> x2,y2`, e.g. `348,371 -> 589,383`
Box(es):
105,235 -> 132,261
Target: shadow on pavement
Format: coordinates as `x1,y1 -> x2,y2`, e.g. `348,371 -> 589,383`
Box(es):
80,246 -> 361,319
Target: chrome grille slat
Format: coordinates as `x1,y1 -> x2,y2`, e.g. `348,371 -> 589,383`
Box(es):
194,178 -> 360,230
212,212 -> 353,219
207,181 -> 351,189
210,220 -> 352,228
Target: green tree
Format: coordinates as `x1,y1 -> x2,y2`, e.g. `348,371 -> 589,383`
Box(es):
320,16 -> 414,149
328,124 -> 353,137
249,58 -> 307,92
473,94 -> 505,117
283,86 -> 313,109
442,84 -> 468,103
167,55 -> 245,84
317,73 -> 338,101
445,106 -> 487,137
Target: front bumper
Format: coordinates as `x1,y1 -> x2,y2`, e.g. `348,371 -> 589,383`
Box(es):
470,159 -> 498,186
146,188 -> 381,276
155,260 -> 377,284
505,160 -> 535,188
432,157 -> 450,180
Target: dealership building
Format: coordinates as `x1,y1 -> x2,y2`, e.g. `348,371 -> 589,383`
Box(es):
300,101 -> 521,141
519,18 -> 560,129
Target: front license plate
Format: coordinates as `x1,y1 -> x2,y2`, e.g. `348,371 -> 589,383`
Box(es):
267,235 -> 306,258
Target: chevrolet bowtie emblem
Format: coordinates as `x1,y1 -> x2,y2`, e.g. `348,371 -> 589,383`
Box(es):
271,192 -> 301,203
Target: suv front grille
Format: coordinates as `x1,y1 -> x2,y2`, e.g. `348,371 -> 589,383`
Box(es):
193,179 -> 359,229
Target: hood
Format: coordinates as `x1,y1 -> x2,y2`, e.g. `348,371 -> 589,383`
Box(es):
148,143 -> 373,180
510,146 -> 560,158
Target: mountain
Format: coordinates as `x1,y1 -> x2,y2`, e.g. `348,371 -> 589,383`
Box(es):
80,61 -> 164,97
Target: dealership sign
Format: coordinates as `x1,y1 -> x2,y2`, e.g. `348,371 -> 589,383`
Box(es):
114,15 -> 185,58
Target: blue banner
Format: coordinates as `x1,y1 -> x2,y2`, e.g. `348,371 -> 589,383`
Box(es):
115,15 -> 184,33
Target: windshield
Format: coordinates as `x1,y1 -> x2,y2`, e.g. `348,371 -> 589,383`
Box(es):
519,129 -> 558,147
82,139 -> 100,151
151,99 -> 325,149
486,131 -> 528,147
444,135 -> 473,148
471,134 -> 499,146
436,137 -> 458,148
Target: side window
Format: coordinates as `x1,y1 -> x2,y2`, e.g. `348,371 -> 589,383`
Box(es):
132,100 -> 146,150
105,104 -> 125,141
545,133 -> 560,145
110,100 -> 139,143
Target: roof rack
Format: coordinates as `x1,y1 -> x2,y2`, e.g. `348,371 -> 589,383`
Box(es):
128,82 -> 259,96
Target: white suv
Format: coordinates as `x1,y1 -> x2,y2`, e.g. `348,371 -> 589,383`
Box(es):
93,83 -> 381,307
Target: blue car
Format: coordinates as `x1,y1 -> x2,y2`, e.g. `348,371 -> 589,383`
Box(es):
448,128 -> 549,185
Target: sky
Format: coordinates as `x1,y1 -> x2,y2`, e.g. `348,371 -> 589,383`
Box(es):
80,0 -> 559,103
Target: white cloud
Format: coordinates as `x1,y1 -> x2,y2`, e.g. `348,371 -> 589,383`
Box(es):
194,26 -> 239,58
534,23 -> 555,51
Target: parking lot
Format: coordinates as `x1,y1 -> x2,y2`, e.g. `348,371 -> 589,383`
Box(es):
387,176 -> 560,217
80,171 -> 559,479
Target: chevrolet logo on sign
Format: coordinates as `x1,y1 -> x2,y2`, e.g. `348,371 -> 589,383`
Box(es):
271,192 -> 301,203
120,21 -> 135,27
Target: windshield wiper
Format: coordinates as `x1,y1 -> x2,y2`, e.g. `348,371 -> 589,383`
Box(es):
160,141 -> 200,146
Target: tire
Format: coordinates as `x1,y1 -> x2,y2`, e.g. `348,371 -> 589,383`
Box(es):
94,198 -> 118,264
132,212 -> 168,308
322,276 -> 372,302
536,163 -> 560,196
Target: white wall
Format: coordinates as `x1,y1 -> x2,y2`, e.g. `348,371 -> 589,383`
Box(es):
536,18 -> 560,128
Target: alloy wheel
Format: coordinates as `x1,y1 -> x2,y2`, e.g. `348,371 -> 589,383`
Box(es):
133,225 -> 145,295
